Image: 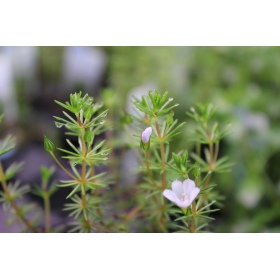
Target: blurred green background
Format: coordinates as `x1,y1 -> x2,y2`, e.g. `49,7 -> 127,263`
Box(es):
0,46 -> 279,232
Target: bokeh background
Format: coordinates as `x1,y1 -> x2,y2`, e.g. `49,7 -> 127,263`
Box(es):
0,46 -> 279,232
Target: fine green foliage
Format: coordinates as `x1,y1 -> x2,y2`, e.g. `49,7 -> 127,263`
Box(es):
45,91 -> 112,232
128,90 -> 231,233
0,89 -> 231,233
0,117 -> 42,232
0,134 -> 16,156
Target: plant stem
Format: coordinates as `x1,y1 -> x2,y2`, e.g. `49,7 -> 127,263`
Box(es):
105,119 -> 116,177
43,193 -> 51,232
0,161 -> 41,233
155,121 -> 170,232
80,124 -> 91,232
87,220 -> 112,233
42,182 -> 51,232
189,201 -> 197,233
200,132 -> 215,208
155,120 -> 168,232
144,149 -> 165,231
145,150 -> 153,181
50,152 -> 77,180
155,121 -> 166,190
214,141 -> 219,163
81,152 -> 89,220
196,143 -> 201,158
204,139 -> 214,188
90,163 -> 103,223
209,141 -> 214,168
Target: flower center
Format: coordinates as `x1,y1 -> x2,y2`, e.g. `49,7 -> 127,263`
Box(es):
180,193 -> 188,201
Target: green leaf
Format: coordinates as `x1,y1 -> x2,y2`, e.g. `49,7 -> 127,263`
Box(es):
168,208 -> 184,214
55,100 -> 75,113
40,166 -> 56,185
197,170 -> 213,188
0,134 -> 16,156
66,185 -> 81,199
66,139 -> 81,154
198,200 -> 216,212
190,153 -> 207,167
174,215 -> 188,222
62,111 -> 78,124
199,183 -> 217,193
197,214 -> 215,221
3,162 -> 24,181
198,209 -> 220,215
196,223 -> 208,232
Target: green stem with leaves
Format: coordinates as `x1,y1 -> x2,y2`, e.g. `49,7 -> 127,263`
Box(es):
0,161 -> 41,233
189,201 -> 197,233
145,150 -> 153,181
155,121 -> 168,232
79,119 -> 91,232
42,188 -> 51,232
155,121 -> 166,190
50,152 -> 77,180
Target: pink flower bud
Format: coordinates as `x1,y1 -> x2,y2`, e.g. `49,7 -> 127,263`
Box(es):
141,127 -> 152,144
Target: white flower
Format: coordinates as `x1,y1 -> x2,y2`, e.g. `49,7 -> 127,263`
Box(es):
141,127 -> 152,144
163,179 -> 200,209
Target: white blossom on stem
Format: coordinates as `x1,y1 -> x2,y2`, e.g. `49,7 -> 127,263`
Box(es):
163,179 -> 200,209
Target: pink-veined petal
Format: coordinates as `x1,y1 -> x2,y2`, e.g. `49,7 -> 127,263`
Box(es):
182,179 -> 196,196
171,180 -> 183,199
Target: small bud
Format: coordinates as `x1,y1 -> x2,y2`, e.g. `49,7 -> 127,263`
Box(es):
44,136 -> 55,153
141,127 -> 152,144
140,127 -> 152,151
180,166 -> 187,174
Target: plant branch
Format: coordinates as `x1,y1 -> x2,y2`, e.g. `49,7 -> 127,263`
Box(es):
189,201 -> 197,233
155,121 -> 166,190
145,150 -> 154,182
79,118 -> 91,232
50,152 -> 77,180
42,181 -> 51,232
0,161 -> 41,233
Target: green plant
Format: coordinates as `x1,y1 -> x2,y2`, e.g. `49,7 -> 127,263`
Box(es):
0,90 -> 231,233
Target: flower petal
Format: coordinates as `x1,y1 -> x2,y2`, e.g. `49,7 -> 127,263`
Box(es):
163,189 -> 181,206
141,127 -> 152,144
189,187 -> 200,204
163,190 -> 189,208
182,179 -> 196,196
171,180 -> 183,199
179,199 -> 192,209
